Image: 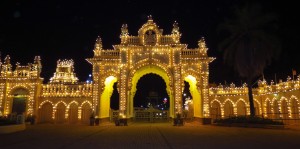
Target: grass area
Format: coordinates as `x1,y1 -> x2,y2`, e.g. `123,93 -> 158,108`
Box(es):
213,116 -> 284,125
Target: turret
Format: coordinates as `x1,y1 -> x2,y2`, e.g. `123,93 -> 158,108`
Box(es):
1,55 -> 12,76
171,21 -> 181,43
94,36 -> 102,57
120,24 -> 129,44
33,56 -> 42,77
198,37 -> 208,56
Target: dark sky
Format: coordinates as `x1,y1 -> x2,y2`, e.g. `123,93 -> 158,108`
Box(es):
1,0 -> 299,86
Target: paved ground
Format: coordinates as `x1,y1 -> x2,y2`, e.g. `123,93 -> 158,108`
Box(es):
1,122 -> 300,149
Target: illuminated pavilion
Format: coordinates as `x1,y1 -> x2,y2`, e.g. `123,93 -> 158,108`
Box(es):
0,16 -> 299,124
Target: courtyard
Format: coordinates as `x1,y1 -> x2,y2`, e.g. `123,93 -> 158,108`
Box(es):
1,122 -> 300,149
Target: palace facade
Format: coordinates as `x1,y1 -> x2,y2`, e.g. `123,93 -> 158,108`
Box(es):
0,17 -> 299,124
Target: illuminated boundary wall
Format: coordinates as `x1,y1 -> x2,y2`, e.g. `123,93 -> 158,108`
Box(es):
209,78 -> 300,124
1,16 -> 299,125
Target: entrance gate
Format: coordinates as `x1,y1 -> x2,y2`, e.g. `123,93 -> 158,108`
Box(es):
87,16 -> 214,120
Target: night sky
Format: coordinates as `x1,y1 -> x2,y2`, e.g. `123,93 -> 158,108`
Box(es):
1,0 -> 300,86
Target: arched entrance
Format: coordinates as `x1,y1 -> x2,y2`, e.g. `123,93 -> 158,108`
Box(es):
98,76 -> 118,119
184,75 -> 201,118
81,102 -> 93,124
128,65 -> 173,118
133,73 -> 170,122
11,87 -> 30,115
236,100 -> 247,116
211,100 -> 221,120
55,102 -> 66,123
39,102 -> 53,123
68,102 -> 78,124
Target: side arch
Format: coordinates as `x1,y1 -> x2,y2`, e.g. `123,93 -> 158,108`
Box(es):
235,99 -> 247,116
99,76 -> 118,118
184,75 -> 202,118
280,97 -> 290,119
38,101 -> 53,123
54,101 -> 67,123
80,101 -> 93,124
210,99 -> 222,119
253,98 -> 261,116
223,99 -> 234,117
67,101 -> 79,124
290,95 -> 299,119
264,98 -> 272,118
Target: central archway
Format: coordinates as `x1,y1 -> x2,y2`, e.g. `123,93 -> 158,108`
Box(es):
128,65 -> 174,118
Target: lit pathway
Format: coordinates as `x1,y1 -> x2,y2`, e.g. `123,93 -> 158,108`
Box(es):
1,122 -> 300,149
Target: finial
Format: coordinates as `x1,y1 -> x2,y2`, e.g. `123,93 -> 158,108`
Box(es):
121,24 -> 129,36
147,15 -> 153,21
4,55 -> 10,64
95,36 -> 102,50
172,21 -> 180,35
173,21 -> 178,27
198,37 -> 207,49
34,56 -> 41,63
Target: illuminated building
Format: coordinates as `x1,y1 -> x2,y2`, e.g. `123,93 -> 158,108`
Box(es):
0,16 -> 299,124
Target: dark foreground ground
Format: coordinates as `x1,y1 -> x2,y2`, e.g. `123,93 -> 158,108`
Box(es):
1,122 -> 300,149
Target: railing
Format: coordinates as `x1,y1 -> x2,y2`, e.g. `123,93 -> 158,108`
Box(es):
101,50 -> 120,57
181,50 -> 199,56
258,80 -> 300,94
110,110 -> 119,121
127,37 -> 140,45
160,36 -> 174,45
134,110 -> 169,122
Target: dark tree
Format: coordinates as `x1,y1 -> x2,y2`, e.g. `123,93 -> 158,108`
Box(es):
218,2 -> 281,116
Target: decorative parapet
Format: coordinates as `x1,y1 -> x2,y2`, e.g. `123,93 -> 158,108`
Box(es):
257,75 -> 300,95
40,83 -> 93,98
0,55 -> 41,78
209,84 -> 249,96
209,75 -> 300,97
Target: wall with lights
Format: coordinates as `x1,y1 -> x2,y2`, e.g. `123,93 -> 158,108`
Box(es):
209,77 -> 300,124
2,16 -> 298,124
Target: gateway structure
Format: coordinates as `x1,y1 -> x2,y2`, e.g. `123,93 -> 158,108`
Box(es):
86,16 -> 214,120
0,17 -> 299,124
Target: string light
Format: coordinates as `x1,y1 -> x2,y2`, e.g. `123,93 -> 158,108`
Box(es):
1,17 -> 299,123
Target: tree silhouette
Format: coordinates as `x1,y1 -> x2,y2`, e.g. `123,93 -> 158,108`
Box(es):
218,2 -> 281,116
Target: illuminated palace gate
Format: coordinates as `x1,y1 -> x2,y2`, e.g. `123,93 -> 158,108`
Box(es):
87,16 -> 214,120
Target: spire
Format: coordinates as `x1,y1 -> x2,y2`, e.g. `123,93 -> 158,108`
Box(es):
34,56 -> 42,73
4,55 -> 10,64
121,24 -> 129,36
198,37 -> 208,55
34,56 -> 41,64
95,36 -> 102,50
172,21 -> 180,35
198,37 -> 207,49
147,15 -> 153,22
93,36 -> 102,56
